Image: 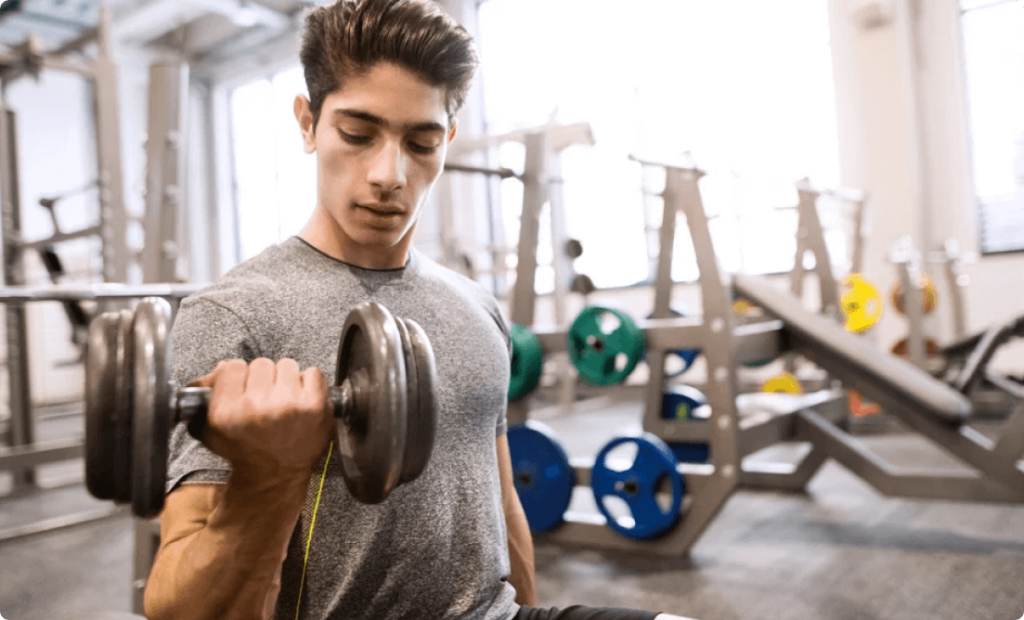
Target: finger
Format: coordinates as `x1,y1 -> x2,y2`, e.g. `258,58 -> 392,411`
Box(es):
246,358 -> 276,393
300,367 -> 330,413
187,360 -> 229,388
210,359 -> 248,400
275,358 -> 301,389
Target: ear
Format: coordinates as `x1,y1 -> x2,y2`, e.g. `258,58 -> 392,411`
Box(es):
294,95 -> 317,154
447,121 -> 458,144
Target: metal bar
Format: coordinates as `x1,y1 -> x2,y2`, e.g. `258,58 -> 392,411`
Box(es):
733,320 -> 786,365
850,196 -> 868,274
132,518 -> 161,614
94,6 -> 129,284
952,322 -> 1016,394
443,162 -> 519,179
795,182 -> 840,319
738,411 -> 798,457
50,26 -> 100,56
894,249 -> 927,368
992,401 -> 1024,464
143,62 -> 189,283
796,409 -> 1024,503
0,105 -> 36,491
39,56 -> 94,78
0,283 -> 201,302
739,445 -> 828,492
0,438 -> 83,471
450,121 -> 594,156
546,153 -> 576,413
0,506 -> 126,544
509,132 -> 547,327
653,165 -> 740,555
17,225 -> 102,250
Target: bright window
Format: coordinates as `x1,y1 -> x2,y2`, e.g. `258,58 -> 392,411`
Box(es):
230,65 -> 316,262
477,0 -> 841,288
960,0 -> 1024,254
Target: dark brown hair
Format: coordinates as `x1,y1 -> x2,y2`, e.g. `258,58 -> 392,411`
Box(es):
299,0 -> 478,129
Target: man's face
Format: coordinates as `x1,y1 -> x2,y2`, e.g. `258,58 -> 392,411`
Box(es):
296,62 -> 454,264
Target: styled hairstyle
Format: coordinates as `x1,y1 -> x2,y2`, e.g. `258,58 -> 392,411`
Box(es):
299,0 -> 478,129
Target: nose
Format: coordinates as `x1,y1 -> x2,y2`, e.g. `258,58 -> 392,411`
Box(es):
367,137 -> 407,194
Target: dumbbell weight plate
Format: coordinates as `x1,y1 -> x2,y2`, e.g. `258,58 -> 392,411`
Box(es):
84,310 -> 133,502
335,302 -> 408,504
395,317 -> 438,485
131,298 -> 174,519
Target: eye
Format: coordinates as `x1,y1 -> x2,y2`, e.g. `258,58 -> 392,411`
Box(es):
339,130 -> 371,145
408,141 -> 438,155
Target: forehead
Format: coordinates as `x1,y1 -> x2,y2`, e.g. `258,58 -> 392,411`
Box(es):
323,62 -> 448,128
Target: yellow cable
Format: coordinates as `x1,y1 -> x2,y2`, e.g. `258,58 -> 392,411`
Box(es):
295,441 -> 333,620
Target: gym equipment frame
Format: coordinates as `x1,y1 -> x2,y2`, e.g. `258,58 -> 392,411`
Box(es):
522,157 -> 1023,556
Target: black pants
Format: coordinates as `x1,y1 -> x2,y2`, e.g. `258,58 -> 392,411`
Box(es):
513,605 -> 659,620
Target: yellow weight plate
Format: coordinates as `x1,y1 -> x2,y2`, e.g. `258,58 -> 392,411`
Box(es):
732,299 -> 759,317
762,372 -> 803,394
840,273 -> 883,333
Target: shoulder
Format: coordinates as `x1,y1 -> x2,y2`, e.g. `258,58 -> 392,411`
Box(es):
412,251 -> 510,345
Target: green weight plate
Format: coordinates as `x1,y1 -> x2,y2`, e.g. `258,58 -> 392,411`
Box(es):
395,317 -> 437,485
508,324 -> 544,401
131,298 -> 174,519
84,311 -> 123,501
567,306 -> 646,386
336,301 -> 408,504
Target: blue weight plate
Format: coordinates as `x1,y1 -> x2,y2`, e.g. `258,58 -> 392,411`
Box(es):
507,422 -> 575,533
591,434 -> 684,540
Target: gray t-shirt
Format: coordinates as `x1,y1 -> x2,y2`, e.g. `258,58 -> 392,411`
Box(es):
165,237 -> 518,620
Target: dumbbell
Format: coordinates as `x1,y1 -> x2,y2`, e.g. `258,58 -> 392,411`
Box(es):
84,297 -> 438,518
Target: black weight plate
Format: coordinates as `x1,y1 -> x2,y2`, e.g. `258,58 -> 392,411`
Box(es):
130,298 -> 174,519
84,311 -> 122,501
396,317 -> 437,485
335,301 -> 407,504
112,309 -> 134,503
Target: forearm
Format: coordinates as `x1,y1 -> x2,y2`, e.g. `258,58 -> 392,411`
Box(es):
145,470 -> 311,620
504,496 -> 536,606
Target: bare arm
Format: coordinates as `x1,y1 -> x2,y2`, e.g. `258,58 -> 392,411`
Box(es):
496,434 -> 536,606
144,473 -> 310,620
144,358 -> 333,620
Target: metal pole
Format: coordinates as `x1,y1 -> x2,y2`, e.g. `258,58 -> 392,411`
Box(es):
546,154 -> 577,412
93,7 -> 129,284
507,132 -> 548,426
142,62 -> 189,283
0,99 -> 36,490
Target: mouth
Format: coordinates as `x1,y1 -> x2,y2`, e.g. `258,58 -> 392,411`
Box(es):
358,204 -> 405,216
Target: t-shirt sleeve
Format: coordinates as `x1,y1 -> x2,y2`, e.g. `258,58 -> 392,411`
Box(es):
482,296 -> 512,438
165,295 -> 261,493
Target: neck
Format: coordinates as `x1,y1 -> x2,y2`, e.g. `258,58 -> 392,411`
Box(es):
299,206 -> 412,270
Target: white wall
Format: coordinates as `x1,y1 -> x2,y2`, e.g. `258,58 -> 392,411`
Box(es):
828,0 -> 1024,369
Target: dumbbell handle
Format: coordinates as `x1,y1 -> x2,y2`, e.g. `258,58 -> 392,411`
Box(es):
172,384 -> 355,440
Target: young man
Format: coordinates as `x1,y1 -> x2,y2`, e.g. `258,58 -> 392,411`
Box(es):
144,1 -> 695,619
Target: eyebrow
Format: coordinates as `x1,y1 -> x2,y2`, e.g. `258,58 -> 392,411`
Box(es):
332,108 -> 446,133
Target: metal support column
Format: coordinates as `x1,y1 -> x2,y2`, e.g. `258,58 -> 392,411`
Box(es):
142,62 -> 189,283
546,154 -> 577,412
507,132 -> 548,427
0,101 -> 35,490
93,7 -> 129,284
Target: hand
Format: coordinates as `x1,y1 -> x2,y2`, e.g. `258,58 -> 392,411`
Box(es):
189,358 -> 334,481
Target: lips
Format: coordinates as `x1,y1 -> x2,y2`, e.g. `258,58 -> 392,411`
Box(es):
359,204 -> 404,216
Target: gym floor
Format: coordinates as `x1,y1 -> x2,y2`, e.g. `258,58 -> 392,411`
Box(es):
1,399 -> 1023,620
